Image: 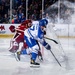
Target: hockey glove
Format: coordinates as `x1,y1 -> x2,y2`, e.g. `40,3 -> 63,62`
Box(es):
42,40 -> 51,50
43,30 -> 46,35
45,43 -> 51,50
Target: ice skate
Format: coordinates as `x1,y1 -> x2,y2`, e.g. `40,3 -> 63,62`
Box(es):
17,51 -> 21,61
30,59 -> 40,68
14,51 -> 21,61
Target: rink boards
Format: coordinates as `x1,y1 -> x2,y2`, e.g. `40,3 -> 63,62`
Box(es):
0,23 -> 75,38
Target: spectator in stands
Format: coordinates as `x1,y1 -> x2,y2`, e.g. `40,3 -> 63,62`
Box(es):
2,14 -> 9,23
39,10 -> 42,20
12,19 -> 14,24
20,14 -> 26,23
0,14 -> 3,23
14,15 -> 20,24
0,0 -> 55,23
12,9 -> 17,20
31,10 -> 38,20
17,9 -> 24,19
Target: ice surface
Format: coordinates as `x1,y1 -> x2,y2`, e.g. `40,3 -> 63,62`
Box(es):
0,38 -> 75,75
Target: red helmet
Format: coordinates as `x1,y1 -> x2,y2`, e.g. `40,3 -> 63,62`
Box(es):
27,19 -> 32,27
26,19 -> 32,23
21,19 -> 32,27
21,20 -> 27,26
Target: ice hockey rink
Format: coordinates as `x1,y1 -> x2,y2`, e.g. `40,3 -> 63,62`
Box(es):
0,37 -> 75,75
0,0 -> 75,75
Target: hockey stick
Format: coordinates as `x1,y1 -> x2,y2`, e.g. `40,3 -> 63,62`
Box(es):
49,49 -> 62,67
44,36 -> 58,44
47,24 -> 67,56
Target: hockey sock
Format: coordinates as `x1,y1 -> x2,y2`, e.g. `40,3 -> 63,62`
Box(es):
21,49 -> 27,54
31,52 -> 37,60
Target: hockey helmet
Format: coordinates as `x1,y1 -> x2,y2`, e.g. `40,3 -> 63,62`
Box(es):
21,19 -> 32,27
26,19 -> 32,27
26,19 -> 32,23
39,19 -> 48,27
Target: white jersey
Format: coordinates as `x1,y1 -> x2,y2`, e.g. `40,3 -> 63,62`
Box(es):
24,21 -> 39,39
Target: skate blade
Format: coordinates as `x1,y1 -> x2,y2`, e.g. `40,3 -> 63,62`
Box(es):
14,53 -> 20,61
30,64 -> 40,68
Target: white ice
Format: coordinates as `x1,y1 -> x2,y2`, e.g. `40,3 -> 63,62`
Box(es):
0,38 -> 75,75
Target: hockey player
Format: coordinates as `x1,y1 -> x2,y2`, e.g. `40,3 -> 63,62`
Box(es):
9,19 -> 32,53
24,19 -> 51,65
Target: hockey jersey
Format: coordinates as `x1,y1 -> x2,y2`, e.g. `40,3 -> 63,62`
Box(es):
24,21 -> 44,43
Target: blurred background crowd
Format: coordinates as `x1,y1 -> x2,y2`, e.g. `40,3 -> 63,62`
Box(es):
0,0 -> 75,24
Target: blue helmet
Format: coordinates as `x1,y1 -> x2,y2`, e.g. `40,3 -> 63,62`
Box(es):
39,19 -> 48,27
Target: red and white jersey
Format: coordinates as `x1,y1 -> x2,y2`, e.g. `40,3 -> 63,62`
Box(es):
16,25 -> 27,34
13,24 -> 28,43
9,20 -> 32,53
